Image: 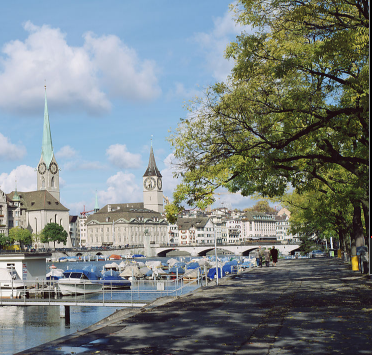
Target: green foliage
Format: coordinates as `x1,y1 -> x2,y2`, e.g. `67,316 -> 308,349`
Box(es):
41,223 -> 68,247
244,200 -> 276,214
8,227 -> 32,248
298,234 -> 317,256
0,233 -> 12,248
164,203 -> 181,224
168,0 -> 369,246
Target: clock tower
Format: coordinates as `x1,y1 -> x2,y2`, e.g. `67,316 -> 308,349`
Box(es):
37,87 -> 60,201
143,144 -> 163,213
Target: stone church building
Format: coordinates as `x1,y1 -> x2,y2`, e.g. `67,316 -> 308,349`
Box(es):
0,88 -> 70,248
85,145 -> 168,248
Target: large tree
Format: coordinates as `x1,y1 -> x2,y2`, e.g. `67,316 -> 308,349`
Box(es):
278,189 -> 354,252
0,233 -> 12,249
168,0 -> 369,256
244,200 -> 276,214
41,223 -> 68,248
8,227 -> 32,249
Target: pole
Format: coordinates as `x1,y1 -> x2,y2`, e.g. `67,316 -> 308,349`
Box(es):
214,229 -> 218,285
113,220 -> 115,245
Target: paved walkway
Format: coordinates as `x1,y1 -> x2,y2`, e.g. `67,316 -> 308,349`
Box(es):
17,258 -> 372,355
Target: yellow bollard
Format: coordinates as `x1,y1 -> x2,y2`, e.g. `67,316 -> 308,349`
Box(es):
351,256 -> 359,271
337,249 -> 342,258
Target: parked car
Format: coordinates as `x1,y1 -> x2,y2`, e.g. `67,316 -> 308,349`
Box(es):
311,250 -> 327,258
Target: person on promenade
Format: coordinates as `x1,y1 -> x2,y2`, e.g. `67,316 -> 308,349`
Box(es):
255,246 -> 263,267
270,246 -> 278,266
264,248 -> 271,267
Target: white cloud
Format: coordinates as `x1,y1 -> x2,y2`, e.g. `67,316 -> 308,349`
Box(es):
194,9 -> 248,81
106,144 -> 142,169
97,171 -> 142,205
55,145 -> 77,159
0,22 -> 160,115
166,82 -> 203,101
0,133 -> 27,160
0,165 -> 36,192
84,33 -> 161,102
212,191 -> 257,210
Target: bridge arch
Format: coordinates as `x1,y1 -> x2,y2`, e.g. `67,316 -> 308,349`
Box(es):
195,247 -> 234,256
156,248 -> 180,257
240,247 -> 259,256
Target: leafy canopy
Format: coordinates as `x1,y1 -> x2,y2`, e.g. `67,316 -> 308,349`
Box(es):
41,223 -> 68,247
168,0 -> 369,223
8,227 -> 32,247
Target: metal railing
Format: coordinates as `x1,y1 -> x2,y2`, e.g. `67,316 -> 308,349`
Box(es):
0,271 -> 203,307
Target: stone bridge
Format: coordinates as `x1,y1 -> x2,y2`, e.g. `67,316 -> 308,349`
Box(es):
53,243 -> 300,259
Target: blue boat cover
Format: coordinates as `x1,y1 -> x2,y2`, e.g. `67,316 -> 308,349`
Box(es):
169,267 -> 185,274
186,262 -> 200,269
207,267 -> 226,279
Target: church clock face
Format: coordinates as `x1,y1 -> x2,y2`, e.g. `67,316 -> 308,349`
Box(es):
38,162 -> 46,175
50,162 -> 58,174
157,177 -> 162,190
144,177 -> 156,190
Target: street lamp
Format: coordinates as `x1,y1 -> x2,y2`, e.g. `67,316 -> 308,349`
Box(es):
214,227 -> 219,285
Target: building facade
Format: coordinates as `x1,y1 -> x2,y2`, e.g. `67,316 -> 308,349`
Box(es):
276,208 -> 300,243
85,203 -> 168,248
240,211 -> 277,241
176,217 -> 215,245
0,88 -> 70,248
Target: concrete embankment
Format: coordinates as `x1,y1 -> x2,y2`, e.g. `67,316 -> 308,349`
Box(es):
17,258 -> 372,355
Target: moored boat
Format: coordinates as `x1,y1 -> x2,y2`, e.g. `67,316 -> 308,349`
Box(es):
100,270 -> 131,289
58,269 -> 102,296
0,268 -> 29,298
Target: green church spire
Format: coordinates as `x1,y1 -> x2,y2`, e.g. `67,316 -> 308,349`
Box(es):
41,86 -> 54,168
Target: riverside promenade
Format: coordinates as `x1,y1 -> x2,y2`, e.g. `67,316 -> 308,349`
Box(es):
17,258 -> 372,355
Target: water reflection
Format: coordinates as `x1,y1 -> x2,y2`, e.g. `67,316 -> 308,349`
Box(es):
1,256 -> 198,354
0,305 -> 119,355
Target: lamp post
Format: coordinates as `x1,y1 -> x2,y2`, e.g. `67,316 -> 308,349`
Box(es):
214,227 -> 219,285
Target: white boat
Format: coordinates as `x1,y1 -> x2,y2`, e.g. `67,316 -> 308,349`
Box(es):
0,268 -> 29,298
58,269 -> 102,296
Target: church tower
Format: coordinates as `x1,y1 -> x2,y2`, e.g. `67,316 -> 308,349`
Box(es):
143,143 -> 163,213
36,87 -> 60,201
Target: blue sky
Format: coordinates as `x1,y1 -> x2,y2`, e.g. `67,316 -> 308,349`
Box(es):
0,1 -> 265,215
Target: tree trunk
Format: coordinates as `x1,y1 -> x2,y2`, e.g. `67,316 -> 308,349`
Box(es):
362,202 -> 369,246
351,201 -> 365,256
338,229 -> 345,251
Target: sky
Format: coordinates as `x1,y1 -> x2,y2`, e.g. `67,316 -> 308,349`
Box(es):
0,1 -> 268,215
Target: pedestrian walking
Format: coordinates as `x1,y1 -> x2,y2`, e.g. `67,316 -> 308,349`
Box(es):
255,246 -> 263,267
264,248 -> 271,267
270,246 -> 278,266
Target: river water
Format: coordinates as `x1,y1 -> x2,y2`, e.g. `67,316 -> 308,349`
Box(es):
0,256 -> 198,355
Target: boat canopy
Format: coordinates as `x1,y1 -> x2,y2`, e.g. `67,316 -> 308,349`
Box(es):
63,269 -> 100,280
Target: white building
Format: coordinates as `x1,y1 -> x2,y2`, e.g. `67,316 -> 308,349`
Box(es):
168,224 -> 179,245
177,217 -> 215,245
86,203 -> 168,248
240,211 -> 277,241
276,208 -> 300,243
